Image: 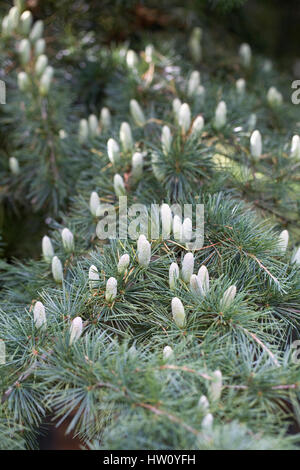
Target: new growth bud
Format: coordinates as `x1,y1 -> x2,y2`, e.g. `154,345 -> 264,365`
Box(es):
69,317 -> 83,345
171,297 -> 186,328
51,256 -> 63,283
137,234 -> 151,268
33,301 -> 46,329
105,277 -> 117,302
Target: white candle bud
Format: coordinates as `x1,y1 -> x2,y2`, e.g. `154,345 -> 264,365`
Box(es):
89,191 -> 100,216
34,38 -> 46,56
0,340 -> 6,365
19,39 -> 31,64
221,285 -> 237,309
187,70 -> 201,97
239,43 -> 251,68
278,230 -> 289,253
214,101 -> 227,130
290,135 -> 300,159
173,215 -> 182,241
161,203 -> 172,238
178,103 -> 191,133
2,16 -> 11,37
189,27 -> 202,63
236,78 -> 246,96
201,413 -> 213,431
181,252 -> 194,283
250,129 -> 262,160
161,125 -> 172,154
163,346 -> 174,361
120,122 -> 133,152
171,297 -> 186,328
35,54 -> 48,76
39,66 -> 54,96
198,395 -> 209,413
114,174 -> 126,196
151,151 -> 165,182
196,85 -> 206,104
137,234 -> 151,268
100,107 -> 111,130
20,11 -> 33,35
33,301 -> 47,329
182,217 -> 192,243
130,99 -> 146,127
61,228 -> 74,252
191,115 -> 204,137
42,235 -> 54,263
197,265 -> 209,294
8,6 -> 20,31
169,262 -> 179,290
145,44 -> 154,63
107,138 -> 120,165
9,157 -> 20,175
88,114 -> 100,138
190,274 -> 203,296
267,86 -> 283,107
209,370 -> 222,402
29,20 -> 44,42
118,254 -> 130,274
52,256 -> 63,283
18,71 -> 30,92
69,316 -> 83,345
126,49 -> 138,69
172,98 -> 182,120
105,277 -> 117,302
247,113 -> 257,131
89,265 -> 99,289
291,247 -> 300,265
79,119 -> 89,143
132,152 -> 144,179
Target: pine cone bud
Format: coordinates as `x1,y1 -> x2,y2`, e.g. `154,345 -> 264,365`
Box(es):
130,99 -> 146,127
89,191 -> 100,217
33,301 -> 47,329
201,413 -> 213,431
191,115 -> 204,137
161,125 -> 172,155
42,235 -> 54,263
118,254 -> 130,274
209,370 -> 222,402
236,78 -> 246,96
198,395 -> 209,413
178,103 -> 191,134
291,135 -> 300,159
171,297 -> 186,328
250,129 -> 262,160
114,174 -> 126,196
221,285 -> 237,309
100,107 -> 111,131
292,247 -> 300,265
34,38 -> 46,56
239,43 -> 251,68
267,86 -> 283,107
18,71 -> 30,91
214,101 -> 227,129
35,54 -> 48,76
169,262 -> 179,290
189,27 -> 202,63
89,265 -> 99,290
187,70 -> 201,97
182,217 -> 192,243
19,39 -> 31,64
126,49 -> 138,69
120,122 -> 133,152
190,274 -> 203,296
61,228 -> 74,252
9,157 -> 20,175
172,98 -> 182,121
163,346 -> 174,361
79,119 -> 89,144
52,256 -> 63,283
69,316 -> 83,345
20,11 -> 33,35
161,203 -> 172,238
278,230 -> 289,253
137,234 -> 151,268
173,215 -> 182,242
29,20 -> 44,42
105,277 -> 117,302
8,6 -> 20,31
88,114 -> 100,138
197,265 -> 209,294
181,252 -> 194,283
39,66 -> 54,96
131,152 -> 144,179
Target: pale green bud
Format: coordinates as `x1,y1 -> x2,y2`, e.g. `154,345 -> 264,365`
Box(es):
137,234 -> 151,268
221,285 -> 237,309
9,157 -> 20,175
118,254 -> 130,275
8,6 -> 20,31
131,152 -> 144,180
172,98 -> 182,121
201,413 -> 213,431
105,277 -> 117,302
42,235 -> 54,263
214,101 -> 227,130
161,203 -> 172,238
126,49 -> 138,69
114,174 -> 126,196
61,228 -> 74,252
181,252 -> 194,283
189,27 -> 202,63
278,230 -> 289,253
161,125 -> 172,155
120,122 -> 133,152
89,191 -> 100,216
197,265 -> 209,294
39,66 -> 54,96
239,43 -> 251,68
267,86 -> 283,107
35,54 -> 48,76
130,99 -> 146,127
291,135 -> 300,159
52,256 -> 63,283
34,38 -> 46,56
250,129 -> 262,160
169,262 -> 179,290
29,20 -> 44,42
0,340 -> 6,365
20,11 -> 33,35
182,217 -> 192,243
191,115 -> 204,137
291,247 -> 300,265
190,274 -> 203,296
78,119 -> 89,144
247,113 -> 257,132
107,138 -> 120,165
88,114 -> 100,138
163,346 -> 174,361
178,103 -> 191,134
19,39 -> 31,64
89,265 -> 99,290
145,44 -> 154,63
173,214 -> 182,242
100,107 -> 111,130
69,316 -> 83,345
236,78 -> 246,96
171,297 -> 186,328
187,70 -> 201,97
33,301 -> 46,329
59,129 -> 67,139
209,370 -> 222,402
198,395 -> 209,413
